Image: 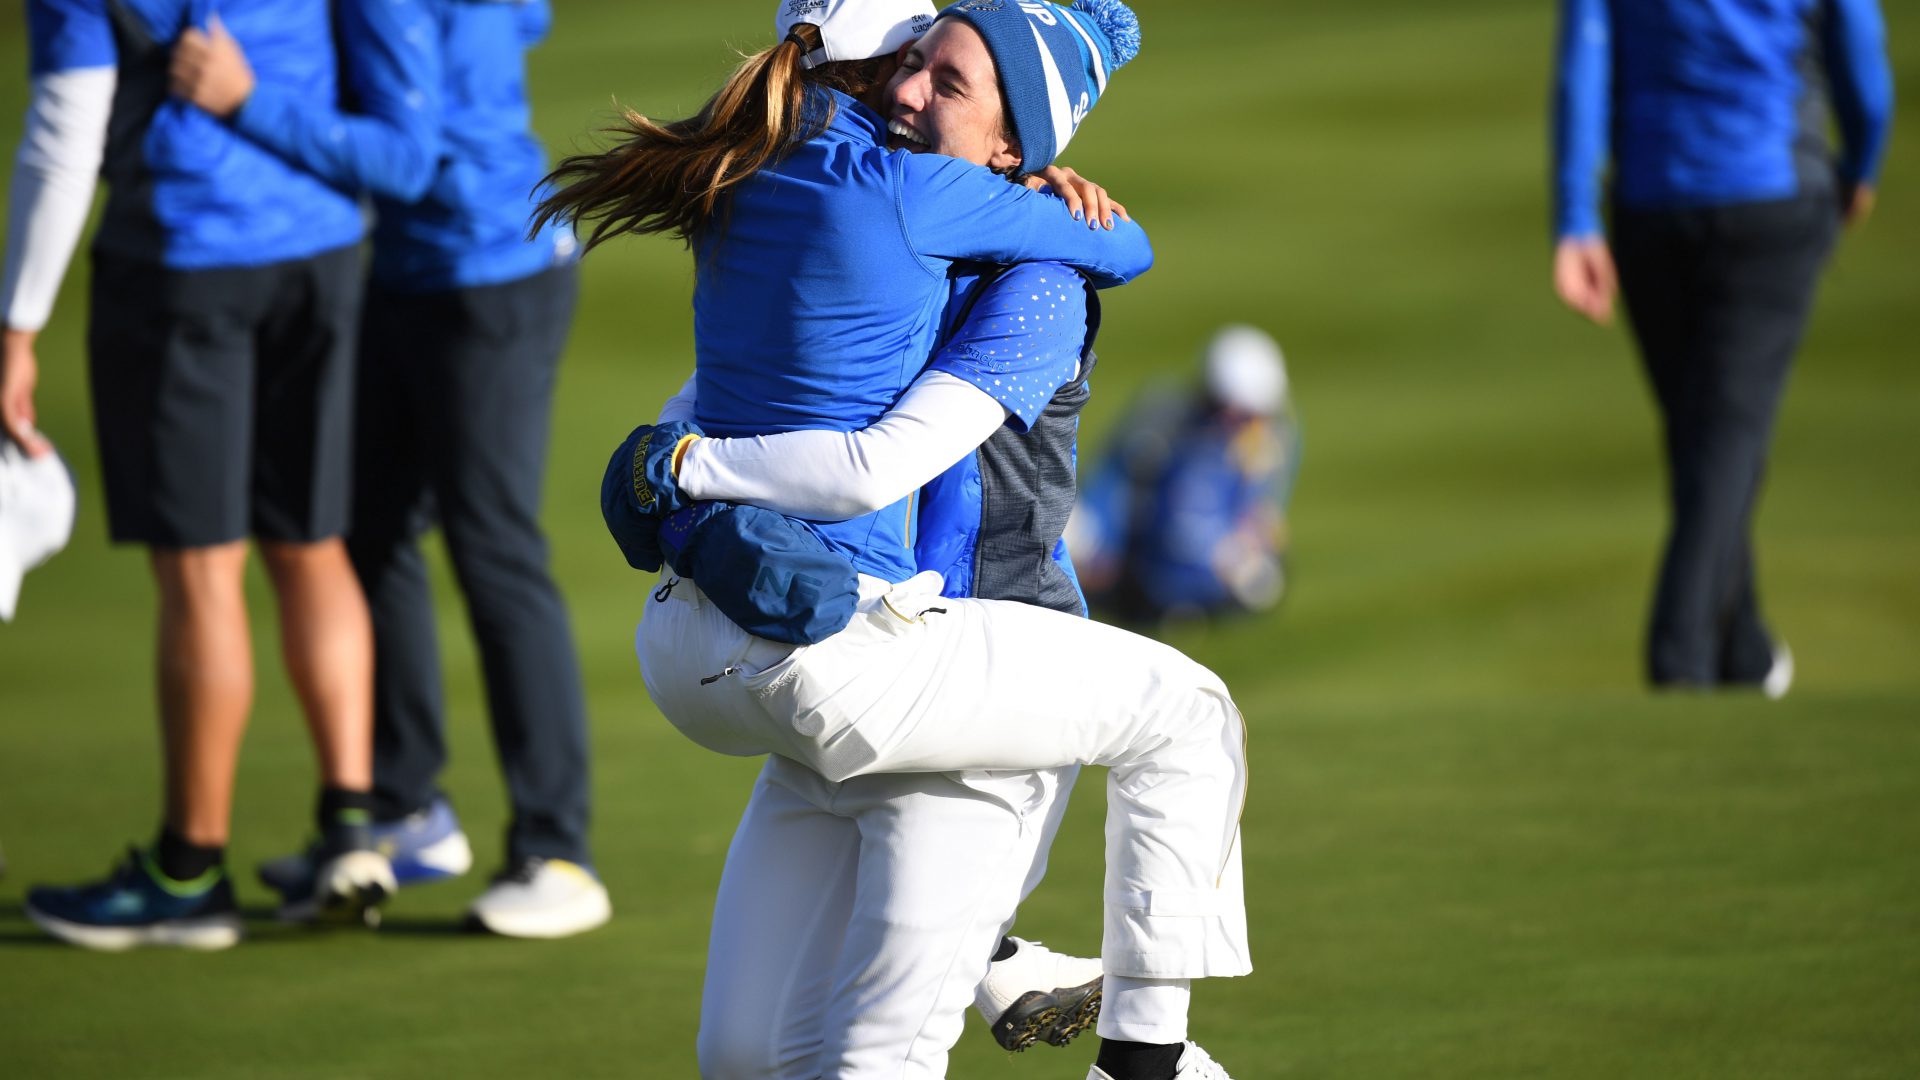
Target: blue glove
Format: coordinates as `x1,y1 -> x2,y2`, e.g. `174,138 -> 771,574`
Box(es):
659,502 -> 860,645
600,420 -> 703,572
623,421 -> 703,514
602,434 -> 661,571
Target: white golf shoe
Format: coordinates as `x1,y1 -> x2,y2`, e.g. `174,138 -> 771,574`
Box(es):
1086,1041 -> 1236,1080
313,848 -> 397,928
975,937 -> 1104,1051
1763,642 -> 1794,700
466,857 -> 610,939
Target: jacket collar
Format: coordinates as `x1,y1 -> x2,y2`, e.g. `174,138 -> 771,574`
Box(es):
811,85 -> 888,147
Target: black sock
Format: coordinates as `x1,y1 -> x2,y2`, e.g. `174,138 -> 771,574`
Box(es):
154,827 -> 223,882
317,787 -> 377,852
991,936 -> 1019,963
1095,1039 -> 1184,1080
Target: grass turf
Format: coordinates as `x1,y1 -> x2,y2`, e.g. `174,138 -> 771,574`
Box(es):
2,0 -> 1917,1075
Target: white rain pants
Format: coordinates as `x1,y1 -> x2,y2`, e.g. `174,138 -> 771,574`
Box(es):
639,571 -> 1251,986
693,753 -> 1077,1079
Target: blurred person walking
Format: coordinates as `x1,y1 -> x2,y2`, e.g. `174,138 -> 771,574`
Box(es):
169,0 -> 604,936
4,0 -> 392,949
1551,0 -> 1894,694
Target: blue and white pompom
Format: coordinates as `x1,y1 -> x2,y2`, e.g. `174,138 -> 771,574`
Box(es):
1073,0 -> 1141,69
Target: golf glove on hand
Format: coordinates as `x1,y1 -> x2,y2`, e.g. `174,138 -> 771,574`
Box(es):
600,420 -> 703,572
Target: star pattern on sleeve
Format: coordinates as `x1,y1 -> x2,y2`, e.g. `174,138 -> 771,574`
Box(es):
930,263 -> 1089,431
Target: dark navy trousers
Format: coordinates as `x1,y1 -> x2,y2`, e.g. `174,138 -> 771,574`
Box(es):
1613,194 -> 1838,688
349,263 -> 591,864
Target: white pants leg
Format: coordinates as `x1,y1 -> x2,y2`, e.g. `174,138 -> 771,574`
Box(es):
698,753 -> 1075,1080
1002,755 -> 1082,937
640,573 -> 1251,981
697,759 -> 859,1080
820,765 -> 1075,1078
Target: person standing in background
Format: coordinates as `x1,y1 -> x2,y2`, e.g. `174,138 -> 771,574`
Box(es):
4,0 -> 393,949
1551,0 -> 1894,695
169,0 -> 605,937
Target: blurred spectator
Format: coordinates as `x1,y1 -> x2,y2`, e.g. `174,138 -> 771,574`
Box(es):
1070,325 -> 1300,625
1552,0 -> 1894,695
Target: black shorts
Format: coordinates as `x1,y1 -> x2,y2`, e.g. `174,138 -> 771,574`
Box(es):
87,245 -> 363,547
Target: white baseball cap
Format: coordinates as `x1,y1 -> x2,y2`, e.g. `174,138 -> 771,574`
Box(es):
1203,324 -> 1288,416
774,0 -> 936,70
0,439 -> 77,622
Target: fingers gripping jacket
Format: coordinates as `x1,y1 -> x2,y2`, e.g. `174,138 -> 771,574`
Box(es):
659,502 -> 860,645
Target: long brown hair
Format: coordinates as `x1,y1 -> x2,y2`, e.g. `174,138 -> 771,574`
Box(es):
532,24 -> 894,251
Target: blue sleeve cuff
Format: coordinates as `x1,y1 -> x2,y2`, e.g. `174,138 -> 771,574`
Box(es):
1556,217 -> 1604,243
231,82 -> 298,147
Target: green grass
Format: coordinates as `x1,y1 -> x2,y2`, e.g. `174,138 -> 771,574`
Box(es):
3,0 -> 1918,1075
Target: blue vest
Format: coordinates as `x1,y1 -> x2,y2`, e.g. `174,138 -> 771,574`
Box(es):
29,0 -> 364,269
915,265 -> 1100,616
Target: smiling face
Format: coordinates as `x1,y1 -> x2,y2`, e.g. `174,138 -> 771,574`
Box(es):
883,19 -> 1020,172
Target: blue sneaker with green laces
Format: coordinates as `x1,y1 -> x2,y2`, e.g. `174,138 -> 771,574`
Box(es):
26,847 -> 242,951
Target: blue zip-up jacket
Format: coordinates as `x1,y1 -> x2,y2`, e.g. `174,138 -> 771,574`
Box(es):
916,262 -> 1097,616
26,0 -> 363,269
229,0 -> 573,291
1553,0 -> 1895,239
691,87 -> 1151,583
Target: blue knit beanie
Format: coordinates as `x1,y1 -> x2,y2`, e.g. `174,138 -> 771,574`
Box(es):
938,0 -> 1142,171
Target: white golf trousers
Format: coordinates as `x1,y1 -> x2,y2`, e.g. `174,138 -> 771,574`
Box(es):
639,571 -> 1252,982
696,754 -> 1077,1079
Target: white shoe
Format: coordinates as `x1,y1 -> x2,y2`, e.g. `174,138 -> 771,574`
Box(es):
975,937 -> 1104,1051
1086,1041 -> 1235,1080
466,858 -> 611,939
1763,642 -> 1794,700
314,849 -> 397,928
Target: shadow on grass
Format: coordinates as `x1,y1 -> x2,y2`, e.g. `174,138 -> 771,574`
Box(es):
373,916 -> 478,938
0,901 -> 63,946
0,900 -> 475,948
235,903 -> 475,941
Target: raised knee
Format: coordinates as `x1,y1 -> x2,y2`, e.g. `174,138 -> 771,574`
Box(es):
1180,657 -> 1233,706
